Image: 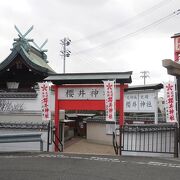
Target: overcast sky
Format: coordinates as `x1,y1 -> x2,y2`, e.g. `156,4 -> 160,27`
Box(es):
0,0 -> 180,85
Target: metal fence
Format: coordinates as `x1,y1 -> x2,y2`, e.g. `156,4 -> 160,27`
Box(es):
113,123 -> 179,157
124,114 -> 166,124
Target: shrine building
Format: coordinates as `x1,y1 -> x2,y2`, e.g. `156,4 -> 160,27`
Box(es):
0,26 -> 55,121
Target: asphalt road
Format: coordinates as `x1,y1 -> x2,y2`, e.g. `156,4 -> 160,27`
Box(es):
0,153 -> 180,180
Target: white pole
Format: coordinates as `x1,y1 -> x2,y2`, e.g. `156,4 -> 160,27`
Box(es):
154,91 -> 158,124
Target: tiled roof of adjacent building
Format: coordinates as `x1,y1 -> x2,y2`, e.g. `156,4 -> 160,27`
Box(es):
0,92 -> 37,98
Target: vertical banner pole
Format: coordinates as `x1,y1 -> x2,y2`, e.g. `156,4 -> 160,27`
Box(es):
154,91 -> 158,124
114,80 -> 117,135
174,77 -> 179,127
119,84 -> 125,156
119,84 -> 125,126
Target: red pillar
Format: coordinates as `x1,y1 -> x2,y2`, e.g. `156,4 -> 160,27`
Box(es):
119,84 -> 128,126
54,85 -> 59,152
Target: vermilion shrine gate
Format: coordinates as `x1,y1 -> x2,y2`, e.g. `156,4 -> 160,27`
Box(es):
45,72 -> 132,151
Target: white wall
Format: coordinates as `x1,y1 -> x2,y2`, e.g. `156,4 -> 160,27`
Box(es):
1,90 -> 55,112
87,122 -> 113,145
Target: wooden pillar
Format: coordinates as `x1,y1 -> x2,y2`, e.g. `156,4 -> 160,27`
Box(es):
54,85 -> 59,152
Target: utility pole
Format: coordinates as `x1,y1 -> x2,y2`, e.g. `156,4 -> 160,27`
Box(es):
60,38 -> 71,73
140,71 -> 150,85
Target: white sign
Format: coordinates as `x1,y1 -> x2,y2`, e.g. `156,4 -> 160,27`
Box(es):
104,81 -> 115,121
39,82 -> 51,121
58,86 -> 158,114
58,86 -> 120,100
124,91 -> 156,112
164,82 -> 177,123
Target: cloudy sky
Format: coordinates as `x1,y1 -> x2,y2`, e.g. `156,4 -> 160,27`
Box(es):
0,0 -> 180,85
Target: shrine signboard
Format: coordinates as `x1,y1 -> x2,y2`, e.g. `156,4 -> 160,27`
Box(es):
59,87 -> 157,113
58,86 -> 120,100
124,91 -> 156,113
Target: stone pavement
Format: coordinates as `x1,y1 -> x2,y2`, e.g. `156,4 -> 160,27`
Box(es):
64,138 -> 116,155
63,138 -> 177,158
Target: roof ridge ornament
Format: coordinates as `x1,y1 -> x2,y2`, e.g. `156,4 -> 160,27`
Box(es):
12,25 -> 49,62
13,25 -> 48,53
32,39 -> 48,62
32,39 -> 48,53
12,25 -> 34,51
14,25 -> 34,40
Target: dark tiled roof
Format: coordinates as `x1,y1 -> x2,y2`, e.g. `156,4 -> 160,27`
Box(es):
66,113 -> 96,118
45,71 -> 132,85
85,116 -> 117,124
0,121 -> 49,130
0,92 -> 37,98
125,83 -> 163,91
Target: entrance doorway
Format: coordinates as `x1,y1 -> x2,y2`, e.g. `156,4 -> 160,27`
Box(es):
65,113 -> 95,138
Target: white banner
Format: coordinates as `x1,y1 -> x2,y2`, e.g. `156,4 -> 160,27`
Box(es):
104,81 -> 115,121
164,81 -> 177,123
39,82 -> 51,121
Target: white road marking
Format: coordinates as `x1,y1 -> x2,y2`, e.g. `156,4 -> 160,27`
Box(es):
147,161 -> 180,168
1,154 -> 180,169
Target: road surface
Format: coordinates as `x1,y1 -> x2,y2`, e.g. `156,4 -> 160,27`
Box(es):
0,153 -> 179,180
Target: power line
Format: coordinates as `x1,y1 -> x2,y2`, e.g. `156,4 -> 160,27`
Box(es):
71,9 -> 180,56
73,0 -> 173,44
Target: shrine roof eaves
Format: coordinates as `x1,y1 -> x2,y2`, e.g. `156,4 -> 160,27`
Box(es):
125,83 -> 163,91
0,45 -> 55,75
45,71 -> 132,84
21,46 -> 55,73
